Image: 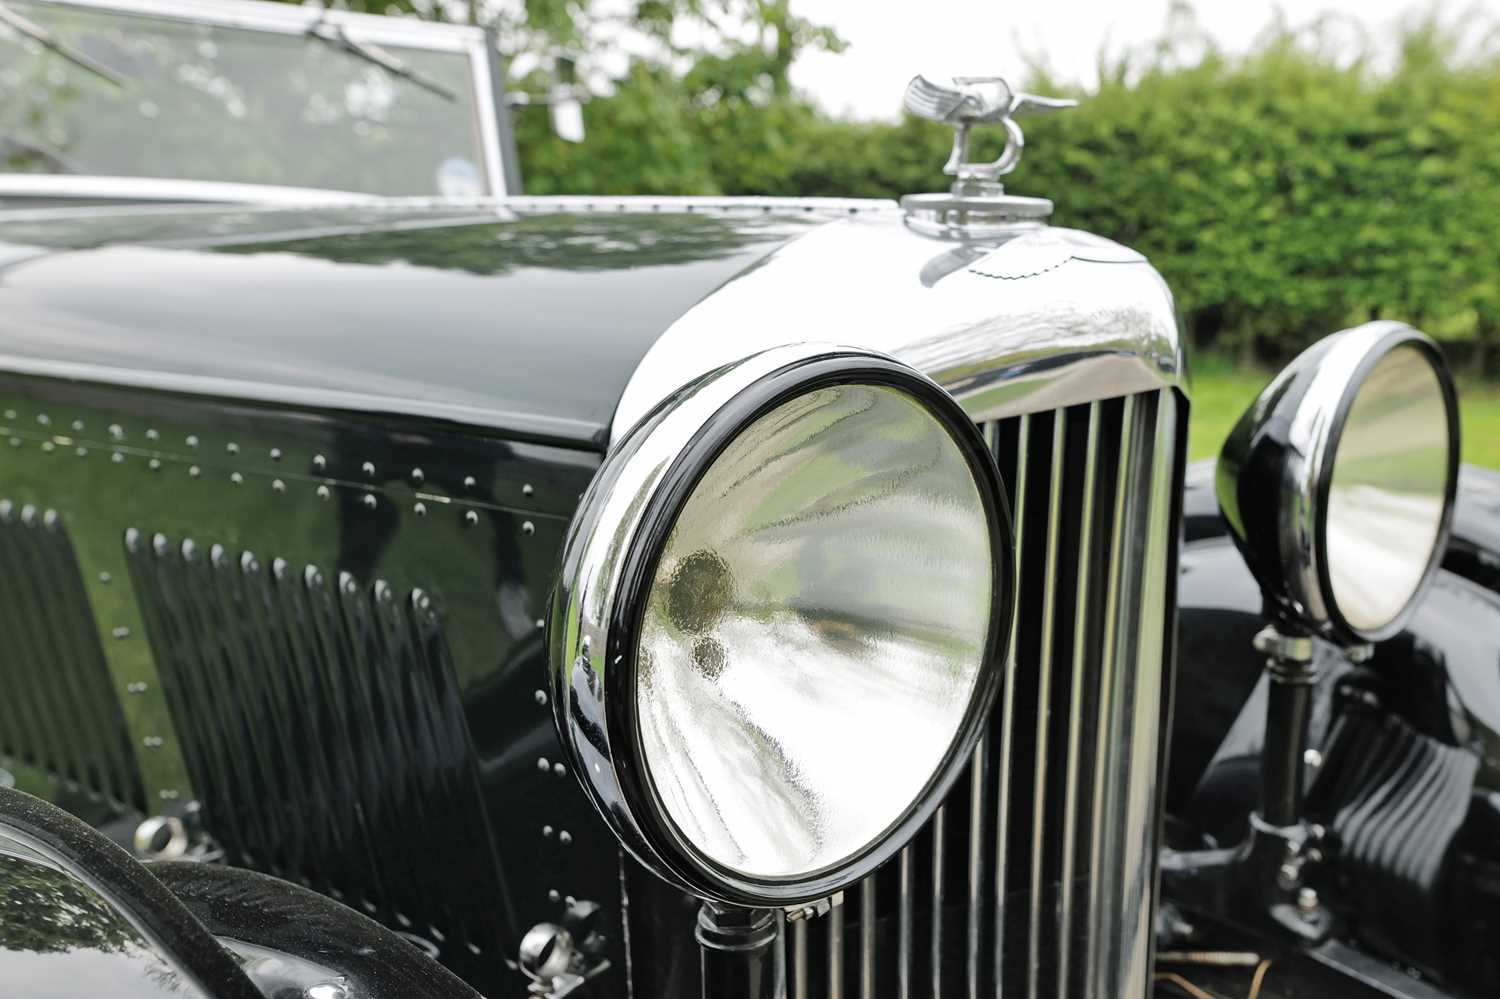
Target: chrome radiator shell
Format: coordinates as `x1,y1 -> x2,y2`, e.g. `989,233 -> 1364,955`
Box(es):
786,389 -> 1182,999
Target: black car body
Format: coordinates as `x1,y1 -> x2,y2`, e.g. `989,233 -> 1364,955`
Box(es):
3,5 -> 1500,999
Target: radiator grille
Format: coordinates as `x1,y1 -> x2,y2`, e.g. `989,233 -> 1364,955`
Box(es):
0,501 -> 144,812
124,529 -> 508,981
786,390 -> 1178,999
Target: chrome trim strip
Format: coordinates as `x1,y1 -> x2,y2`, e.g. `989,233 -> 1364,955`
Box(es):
828,900 -> 845,999
0,183 -> 890,214
1027,409 -> 1067,998
860,878 -> 876,999
1057,401 -> 1101,999
0,176 -> 388,207
29,0 -> 488,46
501,195 -> 896,215
610,218 -> 1181,445
992,414 -> 1029,992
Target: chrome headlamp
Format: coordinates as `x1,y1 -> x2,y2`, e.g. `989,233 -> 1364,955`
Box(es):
548,344 -> 1013,905
1217,321 -> 1460,643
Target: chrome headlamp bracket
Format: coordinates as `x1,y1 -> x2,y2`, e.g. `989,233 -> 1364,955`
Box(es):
547,343 -> 1012,906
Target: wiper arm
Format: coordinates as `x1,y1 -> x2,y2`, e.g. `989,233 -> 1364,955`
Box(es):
305,19 -> 456,103
0,1 -> 129,90
0,130 -> 80,173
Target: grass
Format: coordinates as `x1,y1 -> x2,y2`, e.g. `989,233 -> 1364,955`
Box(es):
1188,352 -> 1500,470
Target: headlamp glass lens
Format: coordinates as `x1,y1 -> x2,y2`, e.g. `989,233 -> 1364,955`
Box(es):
1326,343 -> 1452,633
635,382 -> 996,879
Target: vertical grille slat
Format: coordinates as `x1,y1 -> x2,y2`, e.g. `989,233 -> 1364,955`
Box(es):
793,913 -> 811,999
897,844 -> 914,999
828,896 -> 846,999
125,532 -> 510,983
991,412 -> 1029,992
784,389 -> 1179,998
929,805 -> 946,997
1026,411 -> 1069,998
860,876 -> 877,999
964,737 -> 989,999
1085,393 -> 1141,999
1057,401 -> 1103,999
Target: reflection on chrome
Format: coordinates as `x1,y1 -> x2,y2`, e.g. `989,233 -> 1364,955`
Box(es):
635,384 -> 995,878
1326,343 -> 1452,633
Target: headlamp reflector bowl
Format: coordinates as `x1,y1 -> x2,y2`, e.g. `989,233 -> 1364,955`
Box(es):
548,344 -> 1012,905
1217,322 -> 1460,644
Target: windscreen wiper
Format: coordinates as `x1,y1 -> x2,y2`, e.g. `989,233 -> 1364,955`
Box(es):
0,130 -> 80,173
0,1 -> 129,90
305,18 -> 456,103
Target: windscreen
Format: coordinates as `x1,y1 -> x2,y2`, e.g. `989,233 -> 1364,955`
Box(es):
0,0 -> 492,196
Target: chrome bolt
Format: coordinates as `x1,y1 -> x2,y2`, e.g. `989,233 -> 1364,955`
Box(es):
519,923 -> 575,984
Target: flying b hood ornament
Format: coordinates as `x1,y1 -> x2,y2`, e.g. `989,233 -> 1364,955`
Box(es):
902,75 -> 1075,239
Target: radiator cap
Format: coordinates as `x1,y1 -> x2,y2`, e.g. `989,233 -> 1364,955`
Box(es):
900,74 -> 1074,239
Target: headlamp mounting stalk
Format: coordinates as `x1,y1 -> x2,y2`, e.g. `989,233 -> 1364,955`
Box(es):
547,343 -> 1014,911
1163,321 -> 1461,946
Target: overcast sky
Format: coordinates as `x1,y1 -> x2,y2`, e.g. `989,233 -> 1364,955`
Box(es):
786,0 -> 1497,120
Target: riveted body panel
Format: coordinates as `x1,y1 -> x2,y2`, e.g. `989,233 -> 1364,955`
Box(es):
0,373 -> 622,996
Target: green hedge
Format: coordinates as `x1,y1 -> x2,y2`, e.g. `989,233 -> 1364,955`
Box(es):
516,24 -> 1500,369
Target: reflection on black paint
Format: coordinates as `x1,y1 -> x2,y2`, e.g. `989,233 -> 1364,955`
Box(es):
0,853 -> 200,998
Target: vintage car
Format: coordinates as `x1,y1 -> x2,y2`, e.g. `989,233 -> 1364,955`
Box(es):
3,2 -> 1500,998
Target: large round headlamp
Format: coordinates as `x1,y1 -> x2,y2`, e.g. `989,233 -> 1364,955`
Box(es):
1217,321 -> 1460,644
549,344 -> 1012,905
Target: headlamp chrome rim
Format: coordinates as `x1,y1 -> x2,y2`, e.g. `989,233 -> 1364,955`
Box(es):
1216,321 -> 1460,646
1307,327 -> 1460,643
548,343 -> 1013,906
